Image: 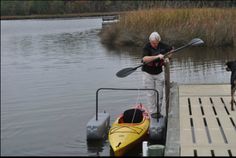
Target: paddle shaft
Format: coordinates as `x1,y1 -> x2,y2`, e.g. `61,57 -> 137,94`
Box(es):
116,38 -> 204,78
122,43 -> 192,72
137,42 -> 192,69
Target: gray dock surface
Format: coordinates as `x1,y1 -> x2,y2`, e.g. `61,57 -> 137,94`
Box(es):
165,84 -> 236,156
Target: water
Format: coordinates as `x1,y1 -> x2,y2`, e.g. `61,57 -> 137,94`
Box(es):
1,17 -> 235,156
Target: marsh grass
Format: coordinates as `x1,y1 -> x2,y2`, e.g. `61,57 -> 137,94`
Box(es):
100,8 -> 236,47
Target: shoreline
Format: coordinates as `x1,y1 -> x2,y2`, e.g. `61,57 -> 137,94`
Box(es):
0,11 -> 126,20
100,8 -> 236,47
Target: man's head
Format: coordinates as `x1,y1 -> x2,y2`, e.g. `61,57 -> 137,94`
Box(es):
149,32 -> 161,48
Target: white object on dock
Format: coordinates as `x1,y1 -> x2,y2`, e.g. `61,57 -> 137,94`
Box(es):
142,141 -> 148,157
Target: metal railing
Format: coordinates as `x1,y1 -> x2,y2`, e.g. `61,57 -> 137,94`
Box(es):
95,88 -> 159,121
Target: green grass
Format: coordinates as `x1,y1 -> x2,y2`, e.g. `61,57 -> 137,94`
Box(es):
100,8 -> 236,47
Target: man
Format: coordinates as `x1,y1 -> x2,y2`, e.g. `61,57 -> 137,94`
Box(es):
142,31 -> 173,117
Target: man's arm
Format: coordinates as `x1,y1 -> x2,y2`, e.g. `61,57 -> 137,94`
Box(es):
142,54 -> 164,63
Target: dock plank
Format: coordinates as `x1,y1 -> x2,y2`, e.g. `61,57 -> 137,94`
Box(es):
219,116 -> 235,129
188,97 -> 201,108
194,129 -> 209,145
180,115 -> 191,129
211,97 -> 230,117
208,128 -> 226,145
179,97 -> 188,107
180,129 -> 194,146
196,147 -> 212,156
202,105 -> 216,117
223,128 -> 236,145
213,147 -> 230,156
192,116 -> 205,129
179,84 -> 231,97
180,146 -> 195,156
178,84 -> 236,157
204,115 -> 219,129
200,97 -> 217,116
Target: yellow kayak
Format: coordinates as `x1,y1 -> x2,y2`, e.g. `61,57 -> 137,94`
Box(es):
108,104 -> 150,156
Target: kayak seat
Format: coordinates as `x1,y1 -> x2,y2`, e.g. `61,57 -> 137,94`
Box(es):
123,109 -> 143,123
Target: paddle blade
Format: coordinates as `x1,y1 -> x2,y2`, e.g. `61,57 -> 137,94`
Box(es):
189,38 -> 204,46
116,67 -> 136,78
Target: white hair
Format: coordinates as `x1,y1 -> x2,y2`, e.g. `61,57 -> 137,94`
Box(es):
149,32 -> 161,42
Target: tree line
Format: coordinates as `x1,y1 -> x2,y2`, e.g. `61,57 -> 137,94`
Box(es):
1,0 -> 235,16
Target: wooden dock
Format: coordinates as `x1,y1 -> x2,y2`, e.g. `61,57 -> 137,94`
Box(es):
165,84 -> 236,156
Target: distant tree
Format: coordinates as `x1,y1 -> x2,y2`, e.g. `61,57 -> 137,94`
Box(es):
1,0 -> 235,16
1,0 -> 15,16
14,1 -> 31,15
49,0 -> 65,14
29,1 -> 50,15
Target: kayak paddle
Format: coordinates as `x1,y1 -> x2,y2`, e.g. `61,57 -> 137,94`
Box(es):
116,38 -> 204,78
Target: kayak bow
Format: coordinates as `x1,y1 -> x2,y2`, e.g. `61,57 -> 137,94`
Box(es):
108,104 -> 150,156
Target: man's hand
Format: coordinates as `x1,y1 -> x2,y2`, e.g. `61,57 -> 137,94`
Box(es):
165,48 -> 174,59
156,54 -> 164,60
164,58 -> 170,63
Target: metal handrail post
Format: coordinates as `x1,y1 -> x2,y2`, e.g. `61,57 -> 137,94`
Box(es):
95,88 -> 159,121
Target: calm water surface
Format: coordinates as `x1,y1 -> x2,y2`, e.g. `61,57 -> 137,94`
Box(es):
1,17 -> 235,156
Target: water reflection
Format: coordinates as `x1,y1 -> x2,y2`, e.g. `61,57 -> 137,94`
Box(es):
87,139 -> 108,156
170,47 -> 236,84
103,45 -> 236,84
102,44 -> 143,59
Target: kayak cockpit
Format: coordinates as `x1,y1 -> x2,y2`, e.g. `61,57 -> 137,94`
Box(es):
118,108 -> 144,124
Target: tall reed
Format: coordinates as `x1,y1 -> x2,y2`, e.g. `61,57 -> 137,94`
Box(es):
100,8 -> 236,47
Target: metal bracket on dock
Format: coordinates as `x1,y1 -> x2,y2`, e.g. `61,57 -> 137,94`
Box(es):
95,87 -> 159,121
